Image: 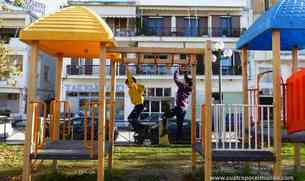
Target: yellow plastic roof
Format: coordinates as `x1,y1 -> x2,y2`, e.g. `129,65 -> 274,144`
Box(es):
20,6 -> 119,58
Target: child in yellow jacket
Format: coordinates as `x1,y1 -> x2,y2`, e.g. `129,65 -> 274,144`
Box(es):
125,67 -> 145,131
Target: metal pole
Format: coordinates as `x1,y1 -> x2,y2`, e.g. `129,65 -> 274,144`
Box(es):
218,56 -> 222,104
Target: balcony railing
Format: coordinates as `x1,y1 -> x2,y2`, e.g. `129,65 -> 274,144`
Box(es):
112,26 -> 245,37
212,65 -> 242,76
66,64 -> 242,76
66,65 -> 179,76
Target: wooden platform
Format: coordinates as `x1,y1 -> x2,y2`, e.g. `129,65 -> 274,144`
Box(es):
30,140 -> 109,160
252,128 -> 305,143
194,142 -> 275,162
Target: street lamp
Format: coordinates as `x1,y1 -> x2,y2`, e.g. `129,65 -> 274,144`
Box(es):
213,41 -> 233,104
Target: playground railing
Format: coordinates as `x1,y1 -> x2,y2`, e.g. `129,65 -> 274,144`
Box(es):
30,100 -> 47,157
199,104 -> 274,152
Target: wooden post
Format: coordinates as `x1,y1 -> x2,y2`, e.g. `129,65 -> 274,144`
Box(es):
51,55 -> 63,172
191,55 -> 197,170
292,48 -> 298,72
241,48 -> 249,138
272,30 -> 282,177
108,61 -> 117,180
204,40 -> 212,181
22,41 -> 38,181
84,111 -> 88,145
53,55 -> 63,142
97,45 -> 106,181
292,47 -> 300,171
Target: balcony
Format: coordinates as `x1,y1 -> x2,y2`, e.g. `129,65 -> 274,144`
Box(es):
66,65 -> 177,76
111,26 -> 245,37
66,64 -> 242,76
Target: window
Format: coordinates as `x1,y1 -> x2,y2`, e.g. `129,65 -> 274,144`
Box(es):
91,92 -> 99,97
164,88 -> 171,97
151,101 -> 160,112
142,88 -> 173,117
156,88 -> 163,97
147,88 -> 155,96
264,0 -> 271,11
44,65 -> 49,81
8,93 -> 18,100
220,16 -> 232,36
161,100 -> 171,113
184,17 -> 199,37
259,67 -> 272,83
145,17 -> 164,36
67,92 -> 78,97
79,92 -> 90,97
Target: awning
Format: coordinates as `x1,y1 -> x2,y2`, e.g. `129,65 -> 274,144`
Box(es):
86,6 -> 136,18
0,88 -> 21,94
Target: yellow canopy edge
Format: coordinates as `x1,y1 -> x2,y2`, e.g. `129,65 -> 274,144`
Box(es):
20,6 -> 119,58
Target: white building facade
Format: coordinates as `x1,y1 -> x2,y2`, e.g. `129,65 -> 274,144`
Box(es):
0,6 -> 56,117
248,0 -> 305,105
62,0 -> 252,122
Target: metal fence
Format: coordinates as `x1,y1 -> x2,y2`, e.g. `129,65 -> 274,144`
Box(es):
198,104 -> 274,151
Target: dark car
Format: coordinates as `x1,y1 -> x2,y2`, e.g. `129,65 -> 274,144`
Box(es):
135,113 -> 200,144
59,117 -> 118,141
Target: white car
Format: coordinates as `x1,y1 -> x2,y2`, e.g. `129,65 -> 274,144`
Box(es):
0,116 -> 13,139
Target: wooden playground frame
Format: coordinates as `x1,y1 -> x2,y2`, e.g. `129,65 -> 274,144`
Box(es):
23,38 -> 289,181
22,41 -> 207,181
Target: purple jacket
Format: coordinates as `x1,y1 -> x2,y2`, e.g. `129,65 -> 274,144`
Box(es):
174,70 -> 192,110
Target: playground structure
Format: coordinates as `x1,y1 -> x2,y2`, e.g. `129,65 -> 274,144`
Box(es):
19,1 -> 305,181
19,6 -> 204,181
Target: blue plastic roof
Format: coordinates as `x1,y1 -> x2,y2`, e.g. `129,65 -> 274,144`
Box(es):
236,0 -> 305,50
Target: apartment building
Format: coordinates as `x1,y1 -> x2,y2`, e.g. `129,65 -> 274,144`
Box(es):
63,0 -> 251,122
250,0 -> 305,104
0,3 -> 55,117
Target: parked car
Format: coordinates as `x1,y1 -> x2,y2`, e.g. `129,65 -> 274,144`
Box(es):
0,116 -> 13,139
135,113 -> 200,144
59,117 -> 118,141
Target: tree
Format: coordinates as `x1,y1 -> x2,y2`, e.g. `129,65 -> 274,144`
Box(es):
0,21 -> 21,83
13,0 -> 24,7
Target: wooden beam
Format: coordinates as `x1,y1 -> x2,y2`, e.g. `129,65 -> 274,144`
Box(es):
271,0 -> 277,5
272,30 -> 282,178
22,41 -> 38,181
108,47 -> 205,54
191,55 -> 197,170
292,47 -> 300,171
97,45 -> 106,181
241,48 -> 249,132
54,56 -> 63,142
108,61 -> 117,180
119,57 -> 197,65
204,41 -> 212,181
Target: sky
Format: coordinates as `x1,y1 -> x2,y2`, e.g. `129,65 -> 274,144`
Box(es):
36,0 -> 67,14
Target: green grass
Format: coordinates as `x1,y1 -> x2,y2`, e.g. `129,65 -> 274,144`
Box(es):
1,144 -> 305,180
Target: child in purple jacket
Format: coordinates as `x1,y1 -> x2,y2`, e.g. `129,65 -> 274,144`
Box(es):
161,68 -> 193,141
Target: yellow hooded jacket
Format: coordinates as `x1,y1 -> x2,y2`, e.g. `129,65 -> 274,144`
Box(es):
127,70 -> 144,105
